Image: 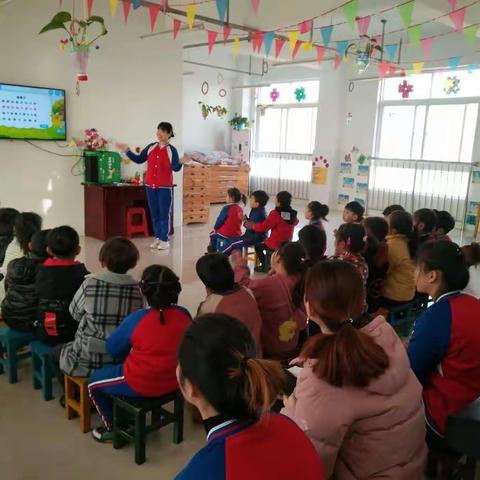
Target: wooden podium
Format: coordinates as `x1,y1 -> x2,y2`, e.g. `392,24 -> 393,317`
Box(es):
83,184 -> 174,241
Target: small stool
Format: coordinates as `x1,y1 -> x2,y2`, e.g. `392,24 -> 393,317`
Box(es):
243,246 -> 260,267
0,327 -> 35,384
65,376 -> 92,433
31,340 -> 54,401
113,390 -> 184,465
126,207 -> 149,238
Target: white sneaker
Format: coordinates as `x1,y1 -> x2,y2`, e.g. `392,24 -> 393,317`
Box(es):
157,241 -> 170,250
150,238 -> 161,249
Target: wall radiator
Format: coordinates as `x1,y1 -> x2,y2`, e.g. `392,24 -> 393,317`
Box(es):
367,157 -> 473,222
249,151 -> 311,200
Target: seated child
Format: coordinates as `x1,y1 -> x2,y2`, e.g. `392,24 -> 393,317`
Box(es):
298,224 -> 327,267
88,265 -> 191,442
342,201 -> 364,224
433,210 -> 455,242
382,204 -> 405,218
175,313 -> 324,480
0,208 -> 19,266
412,208 -> 437,257
232,242 -> 307,361
381,210 -> 415,307
57,237 -> 144,380
0,212 -> 42,302
462,242 -> 480,298
245,191 -> 298,272
196,253 -> 263,356
408,241 -> 480,448
209,187 -> 246,254
363,217 -> 389,313
36,226 -> 89,346
305,201 -> 329,230
1,230 -> 50,332
334,223 -> 368,285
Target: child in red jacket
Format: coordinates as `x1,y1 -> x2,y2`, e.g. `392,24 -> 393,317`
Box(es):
208,188 -> 246,254
245,191 -> 298,273
88,265 -> 191,443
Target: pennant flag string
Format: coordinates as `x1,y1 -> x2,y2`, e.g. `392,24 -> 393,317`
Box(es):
215,0 -> 228,24
132,0 -> 141,9
263,31 -> 275,56
109,0 -> 118,17
251,0 -> 260,16
450,7 -> 466,32
386,44 -> 398,62
232,35 -> 240,57
356,16 -> 371,36
223,25 -> 232,43
275,37 -> 286,58
207,30 -> 218,54
342,0 -> 358,29
87,0 -> 93,17
123,0 -> 131,23
186,3 -> 197,29
149,4 -> 161,32
173,18 -> 181,39
421,36 -> 433,56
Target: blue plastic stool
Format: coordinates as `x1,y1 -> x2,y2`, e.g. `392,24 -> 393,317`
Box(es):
31,340 -> 54,401
0,327 -> 35,383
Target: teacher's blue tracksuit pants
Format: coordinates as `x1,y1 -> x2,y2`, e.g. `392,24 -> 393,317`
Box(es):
146,187 -> 173,242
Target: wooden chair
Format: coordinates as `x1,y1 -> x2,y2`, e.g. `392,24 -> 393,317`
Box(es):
31,340 -> 54,401
0,327 -> 35,384
112,390 -> 184,465
243,246 -> 259,267
64,376 -> 92,433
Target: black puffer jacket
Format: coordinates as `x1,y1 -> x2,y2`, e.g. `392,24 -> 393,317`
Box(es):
1,253 -> 44,332
0,234 -> 13,267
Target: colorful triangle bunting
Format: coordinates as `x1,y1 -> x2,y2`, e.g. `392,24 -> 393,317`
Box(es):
316,45 -> 325,63
450,8 -> 465,32
448,0 -> 457,10
378,62 -> 389,78
299,20 -> 312,34
132,0 -> 141,9
334,55 -> 342,70
233,35 -> 240,57
161,0 -> 168,13
321,25 -> 333,47
343,0 -> 358,29
208,30 -> 218,54
412,61 -> 424,74
275,37 -> 286,58
173,19 -> 181,39
263,32 -> 275,56
123,0 -> 131,23
223,25 -> 232,44
408,24 -> 422,47
109,0 -> 118,17
252,31 -> 263,52
386,44 -> 398,62
288,31 -> 300,52
398,1 -> 415,28
216,0 -> 228,24
464,24 -> 479,46
448,56 -> 460,70
356,16 -> 371,36
149,4 -> 161,32
388,64 -> 397,76
251,0 -> 260,16
87,0 -> 93,17
186,4 -> 197,29
302,41 -> 313,52
292,40 -> 302,59
420,37 -> 433,56
336,40 -> 349,59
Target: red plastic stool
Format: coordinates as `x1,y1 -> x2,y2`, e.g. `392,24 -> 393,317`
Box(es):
126,208 -> 149,238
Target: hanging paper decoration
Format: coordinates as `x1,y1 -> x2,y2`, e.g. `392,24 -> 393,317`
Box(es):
207,30 -> 218,54
132,0 -> 141,9
233,35 -> 240,57
378,62 -> 389,78
186,3 -> 197,29
275,37 -> 286,58
123,0 -> 131,23
251,0 -> 260,16
252,31 -> 263,52
399,80 -> 414,98
334,55 -> 342,69
464,24 -> 478,46
420,37 -> 433,56
386,44 -> 398,62
149,4 -> 161,32
388,64 -> 396,76
270,88 -> 280,102
294,87 -> 306,102
321,25 -> 333,47
337,40 -> 349,59
161,0 -> 168,13
263,31 -> 275,56
288,31 -> 300,52
356,16 -> 371,36
316,45 -> 325,63
345,35 -> 382,73
292,40 -> 302,59
223,25 -> 231,43
109,0 -> 118,17
173,19 -> 181,39
412,61 -> 424,74
302,41 -> 313,52
398,1 -> 415,28
450,8 -> 465,32
408,25 -> 422,46
343,0 -> 358,30
444,76 -> 461,94
448,56 -> 460,70
299,20 -> 313,34
216,0 -> 228,24
87,0 -> 93,17
448,0 -> 457,10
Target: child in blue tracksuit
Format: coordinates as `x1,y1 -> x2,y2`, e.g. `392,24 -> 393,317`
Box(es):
116,122 -> 187,251
222,190 -> 269,255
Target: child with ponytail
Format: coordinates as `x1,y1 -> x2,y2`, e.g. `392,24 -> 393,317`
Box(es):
282,260 -> 426,479
408,241 -> 480,448
175,313 -> 324,480
88,265 -> 191,443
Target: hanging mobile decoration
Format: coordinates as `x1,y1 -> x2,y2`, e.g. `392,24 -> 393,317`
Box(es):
219,88 -> 227,97
444,76 -> 461,95
345,35 -> 383,74
398,80 -> 414,99
270,88 -> 280,102
217,73 -> 224,85
201,81 -> 209,95
294,87 -> 307,102
39,10 -> 108,95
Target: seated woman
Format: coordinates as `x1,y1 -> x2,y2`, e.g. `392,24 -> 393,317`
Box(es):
232,242 -> 307,361
282,260 -> 426,479
408,241 -> 480,449
175,313 -> 324,480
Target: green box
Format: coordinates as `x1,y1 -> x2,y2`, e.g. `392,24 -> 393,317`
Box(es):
84,150 -> 122,184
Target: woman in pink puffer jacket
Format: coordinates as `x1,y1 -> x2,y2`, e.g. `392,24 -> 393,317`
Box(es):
281,260 -> 427,479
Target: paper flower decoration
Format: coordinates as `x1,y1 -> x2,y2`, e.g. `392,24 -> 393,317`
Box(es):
84,128 -> 108,151
294,87 -> 306,102
398,80 -> 414,99
312,155 -> 329,168
270,88 -> 280,102
444,76 -> 461,95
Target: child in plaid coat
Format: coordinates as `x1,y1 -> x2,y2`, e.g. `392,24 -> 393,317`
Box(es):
54,237 -> 144,379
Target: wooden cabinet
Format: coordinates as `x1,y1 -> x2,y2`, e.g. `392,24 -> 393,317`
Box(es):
183,164 -> 210,225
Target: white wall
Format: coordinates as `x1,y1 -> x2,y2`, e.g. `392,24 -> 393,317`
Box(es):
0,0 -> 184,233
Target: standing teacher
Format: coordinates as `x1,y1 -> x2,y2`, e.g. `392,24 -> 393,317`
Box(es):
117,122 -> 188,251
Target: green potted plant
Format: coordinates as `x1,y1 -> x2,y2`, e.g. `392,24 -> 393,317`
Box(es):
229,114 -> 250,130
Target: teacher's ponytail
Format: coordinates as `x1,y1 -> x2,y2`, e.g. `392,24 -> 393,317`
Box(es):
157,122 -> 175,138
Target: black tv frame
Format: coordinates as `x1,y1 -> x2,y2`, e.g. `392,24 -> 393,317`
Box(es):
0,82 -> 67,141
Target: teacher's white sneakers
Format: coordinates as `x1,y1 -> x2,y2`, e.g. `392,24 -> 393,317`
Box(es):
157,241 -> 170,250
150,238 -> 161,249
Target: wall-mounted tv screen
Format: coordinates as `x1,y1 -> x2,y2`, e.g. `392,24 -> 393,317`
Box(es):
0,83 -> 66,141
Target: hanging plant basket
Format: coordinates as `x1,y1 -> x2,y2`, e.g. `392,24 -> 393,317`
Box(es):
198,101 -> 227,120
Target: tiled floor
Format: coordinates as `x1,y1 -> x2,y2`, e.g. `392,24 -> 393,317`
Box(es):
0,203 -> 475,479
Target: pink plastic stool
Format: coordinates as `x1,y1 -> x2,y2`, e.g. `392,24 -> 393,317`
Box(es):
126,208 -> 149,238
